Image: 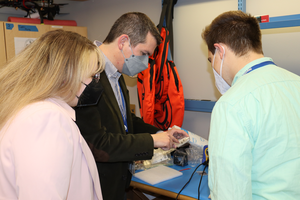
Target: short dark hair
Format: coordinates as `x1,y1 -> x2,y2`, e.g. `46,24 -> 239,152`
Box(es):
103,12 -> 161,47
202,10 -> 263,56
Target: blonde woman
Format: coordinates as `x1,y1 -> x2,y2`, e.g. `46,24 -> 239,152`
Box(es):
0,29 -> 104,200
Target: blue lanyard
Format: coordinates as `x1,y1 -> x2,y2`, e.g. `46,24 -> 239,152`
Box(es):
243,61 -> 276,75
118,82 -> 128,132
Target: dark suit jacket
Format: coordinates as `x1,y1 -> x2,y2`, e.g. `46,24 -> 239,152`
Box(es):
75,71 -> 160,200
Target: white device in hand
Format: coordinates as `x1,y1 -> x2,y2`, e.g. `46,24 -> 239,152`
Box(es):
175,137 -> 190,148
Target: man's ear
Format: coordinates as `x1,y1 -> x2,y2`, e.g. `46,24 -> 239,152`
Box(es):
213,43 -> 225,59
118,34 -> 129,50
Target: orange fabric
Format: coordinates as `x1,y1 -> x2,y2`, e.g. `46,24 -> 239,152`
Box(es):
137,27 -> 184,131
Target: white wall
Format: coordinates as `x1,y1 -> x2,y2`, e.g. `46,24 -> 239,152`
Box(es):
246,0 -> 300,17
0,7 -> 27,21
1,0 -> 300,140
173,0 -> 237,139
247,0 -> 300,76
55,0 -> 162,42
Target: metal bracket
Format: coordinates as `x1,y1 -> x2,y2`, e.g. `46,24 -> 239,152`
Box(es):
238,0 -> 246,13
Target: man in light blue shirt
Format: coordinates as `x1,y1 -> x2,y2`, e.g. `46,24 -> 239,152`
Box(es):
202,11 -> 300,199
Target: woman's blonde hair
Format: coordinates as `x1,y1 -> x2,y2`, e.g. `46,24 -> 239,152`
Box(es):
0,29 -> 104,130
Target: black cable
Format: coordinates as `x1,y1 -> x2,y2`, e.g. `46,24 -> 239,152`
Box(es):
175,162 -> 204,200
198,164 -> 208,200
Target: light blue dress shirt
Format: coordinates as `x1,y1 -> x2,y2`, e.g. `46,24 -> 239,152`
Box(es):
208,57 -> 300,200
94,41 -> 127,129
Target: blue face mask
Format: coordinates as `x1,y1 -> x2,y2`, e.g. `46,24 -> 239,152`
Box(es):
121,41 -> 148,77
212,46 -> 231,95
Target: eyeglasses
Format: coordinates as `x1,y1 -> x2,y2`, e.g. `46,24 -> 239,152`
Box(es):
93,72 -> 100,83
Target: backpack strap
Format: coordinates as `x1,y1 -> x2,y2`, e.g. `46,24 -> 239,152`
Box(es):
159,0 -> 177,58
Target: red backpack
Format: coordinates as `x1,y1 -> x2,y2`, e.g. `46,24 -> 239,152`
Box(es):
137,0 -> 184,131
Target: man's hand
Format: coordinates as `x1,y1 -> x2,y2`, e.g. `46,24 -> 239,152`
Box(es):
151,128 -> 189,150
167,127 -> 189,140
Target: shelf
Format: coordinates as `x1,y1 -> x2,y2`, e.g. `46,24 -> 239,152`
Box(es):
184,99 -> 216,113
259,14 -> 300,29
238,0 -> 246,13
237,0 -> 300,30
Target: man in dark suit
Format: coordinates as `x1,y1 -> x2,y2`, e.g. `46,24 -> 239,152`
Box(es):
74,12 -> 188,200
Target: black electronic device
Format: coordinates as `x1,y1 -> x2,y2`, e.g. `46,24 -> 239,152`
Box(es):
173,147 -> 188,166
0,0 -> 68,24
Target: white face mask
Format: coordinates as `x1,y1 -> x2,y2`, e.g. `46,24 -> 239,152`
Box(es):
212,46 -> 231,95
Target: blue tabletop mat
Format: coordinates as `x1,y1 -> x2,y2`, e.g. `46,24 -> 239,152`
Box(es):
131,164 -> 210,200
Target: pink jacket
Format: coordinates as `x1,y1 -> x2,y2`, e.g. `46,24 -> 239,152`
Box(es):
0,98 -> 102,200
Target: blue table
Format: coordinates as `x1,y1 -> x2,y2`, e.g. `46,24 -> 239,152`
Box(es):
130,164 -> 210,200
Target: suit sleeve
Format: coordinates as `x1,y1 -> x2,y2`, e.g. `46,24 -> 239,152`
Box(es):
130,112 -> 161,134
75,104 -> 155,163
13,108 -> 74,200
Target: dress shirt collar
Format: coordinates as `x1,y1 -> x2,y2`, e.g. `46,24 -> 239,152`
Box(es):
93,40 -> 121,80
232,57 -> 274,86
104,54 -> 121,80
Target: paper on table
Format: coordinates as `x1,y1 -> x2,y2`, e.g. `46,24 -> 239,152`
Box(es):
134,165 -> 183,185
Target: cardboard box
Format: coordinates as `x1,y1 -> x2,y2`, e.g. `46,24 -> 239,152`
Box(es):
0,21 -> 6,67
3,22 -> 49,61
3,22 -> 87,61
49,25 -> 87,38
